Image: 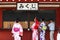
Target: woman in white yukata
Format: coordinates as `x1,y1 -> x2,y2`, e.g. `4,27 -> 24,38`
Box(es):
11,19 -> 23,40
31,17 -> 39,40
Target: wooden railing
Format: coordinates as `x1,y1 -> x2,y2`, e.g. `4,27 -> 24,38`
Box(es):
3,21 -> 34,29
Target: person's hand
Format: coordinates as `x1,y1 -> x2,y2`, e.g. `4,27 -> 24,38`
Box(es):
12,35 -> 14,37
19,32 -> 23,36
28,28 -> 30,31
19,35 -> 22,37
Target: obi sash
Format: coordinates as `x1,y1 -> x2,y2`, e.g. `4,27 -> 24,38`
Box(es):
14,28 -> 20,32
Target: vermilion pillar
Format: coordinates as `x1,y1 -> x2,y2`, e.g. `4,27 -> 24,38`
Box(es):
0,8 -> 2,28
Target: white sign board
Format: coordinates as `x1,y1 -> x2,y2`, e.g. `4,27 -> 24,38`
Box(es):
17,3 -> 38,10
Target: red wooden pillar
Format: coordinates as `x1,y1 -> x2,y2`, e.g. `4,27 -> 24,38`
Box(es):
54,8 -> 60,40
0,8 -> 2,28
56,8 -> 60,28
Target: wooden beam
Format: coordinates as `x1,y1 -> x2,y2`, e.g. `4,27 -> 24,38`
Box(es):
0,5 -> 16,7
39,2 -> 60,4
39,4 -> 60,7
0,2 -> 60,7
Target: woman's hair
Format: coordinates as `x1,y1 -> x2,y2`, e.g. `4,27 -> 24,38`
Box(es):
42,18 -> 45,21
16,18 -> 19,23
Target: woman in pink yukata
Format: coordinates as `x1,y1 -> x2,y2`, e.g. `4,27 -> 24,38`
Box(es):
11,19 -> 23,40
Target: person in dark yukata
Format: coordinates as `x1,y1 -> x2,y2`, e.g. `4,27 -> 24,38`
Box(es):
39,19 -> 47,40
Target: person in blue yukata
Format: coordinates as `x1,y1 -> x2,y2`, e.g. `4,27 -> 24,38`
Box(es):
39,19 -> 47,40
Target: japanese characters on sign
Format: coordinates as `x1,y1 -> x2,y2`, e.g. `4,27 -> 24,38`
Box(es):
17,3 -> 38,10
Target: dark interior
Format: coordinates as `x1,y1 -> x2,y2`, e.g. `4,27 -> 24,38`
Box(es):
3,10 -> 56,21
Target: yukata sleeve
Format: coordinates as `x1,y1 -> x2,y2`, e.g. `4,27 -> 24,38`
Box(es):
39,23 -> 43,29
19,25 -> 23,36
11,24 -> 15,34
39,24 -> 41,29
57,33 -> 59,40
30,23 -> 35,30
